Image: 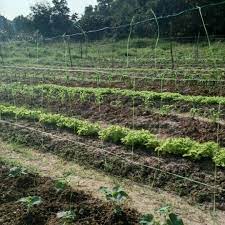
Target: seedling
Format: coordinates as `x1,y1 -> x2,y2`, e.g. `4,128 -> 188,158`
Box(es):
57,210 -> 77,224
139,211 -> 184,225
209,108 -> 221,123
158,205 -> 184,225
139,214 -> 155,225
110,100 -> 122,108
159,105 -> 173,116
18,196 -> 42,212
55,178 -> 68,193
166,213 -> 184,225
54,172 -> 72,193
95,94 -> 104,105
79,91 -> 88,103
158,205 -> 171,217
8,166 -> 27,177
99,185 -> 128,214
190,108 -> 200,118
144,97 -> 154,111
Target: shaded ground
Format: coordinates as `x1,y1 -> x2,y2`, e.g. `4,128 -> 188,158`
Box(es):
0,160 -> 139,225
1,139 -> 225,225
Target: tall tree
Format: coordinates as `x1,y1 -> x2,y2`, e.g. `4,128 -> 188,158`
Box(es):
0,15 -> 13,40
30,2 -> 52,36
51,0 -> 73,35
12,15 -> 33,34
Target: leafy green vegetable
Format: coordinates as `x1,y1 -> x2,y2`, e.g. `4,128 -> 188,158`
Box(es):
99,185 -> 128,203
139,214 -> 155,225
55,178 -> 68,193
57,210 -> 76,222
122,129 -> 159,149
166,213 -> 184,225
99,186 -> 128,214
156,138 -> 195,155
0,103 -> 225,167
18,196 -> 42,211
213,148 -> 225,167
8,166 -> 27,177
99,125 -> 129,143
3,83 -> 225,108
184,141 -> 219,160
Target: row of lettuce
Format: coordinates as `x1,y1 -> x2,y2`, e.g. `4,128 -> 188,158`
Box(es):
1,83 -> 225,106
0,104 -> 224,167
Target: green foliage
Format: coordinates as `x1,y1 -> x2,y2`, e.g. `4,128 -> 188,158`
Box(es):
140,204 -> 184,225
99,185 -> 128,203
0,103 -> 225,167
139,212 -> 184,225
8,166 -> 27,177
55,177 -> 68,193
213,149 -> 225,167
156,138 -> 195,155
76,121 -> 100,136
159,105 -> 173,116
80,0 -> 225,39
166,213 -> 184,225
99,125 -> 129,143
30,0 -> 75,37
39,112 -> 100,137
99,185 -> 128,214
190,108 -> 200,118
18,196 -> 42,211
57,210 -> 77,223
139,214 -> 155,225
3,83 -> 225,110
122,129 -> 159,149
3,0 -> 225,39
157,138 -> 220,160
208,109 -> 221,123
158,205 -> 172,215
184,141 -> 219,160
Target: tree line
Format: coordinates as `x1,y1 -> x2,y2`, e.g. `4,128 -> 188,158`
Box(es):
0,0 -> 225,40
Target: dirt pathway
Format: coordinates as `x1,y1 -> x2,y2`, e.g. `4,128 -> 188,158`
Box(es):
0,139 -> 224,225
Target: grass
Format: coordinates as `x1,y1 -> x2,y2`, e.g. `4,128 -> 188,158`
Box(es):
1,38 -> 225,68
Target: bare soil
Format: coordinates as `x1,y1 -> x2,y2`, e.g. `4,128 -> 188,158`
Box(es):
0,162 -> 139,225
0,118 -> 225,211
1,139 -> 225,225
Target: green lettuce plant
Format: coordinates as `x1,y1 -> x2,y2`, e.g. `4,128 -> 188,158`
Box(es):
99,125 -> 129,144
122,129 -> 159,149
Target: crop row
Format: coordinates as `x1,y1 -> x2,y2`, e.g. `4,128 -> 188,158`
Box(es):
0,104 -> 224,167
2,82 -> 225,106
1,66 -> 225,81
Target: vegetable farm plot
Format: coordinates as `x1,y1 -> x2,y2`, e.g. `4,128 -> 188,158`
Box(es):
1,38 -> 225,225
1,161 -> 142,225
1,66 -> 225,96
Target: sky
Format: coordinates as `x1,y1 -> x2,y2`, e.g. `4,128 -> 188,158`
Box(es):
0,0 -> 97,20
